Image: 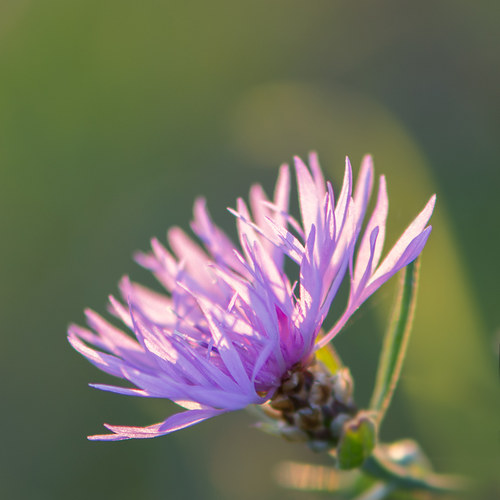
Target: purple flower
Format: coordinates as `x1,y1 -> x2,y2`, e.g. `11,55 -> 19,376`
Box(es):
68,154 -> 435,441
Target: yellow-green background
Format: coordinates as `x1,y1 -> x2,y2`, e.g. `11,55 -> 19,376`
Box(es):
1,1 -> 498,499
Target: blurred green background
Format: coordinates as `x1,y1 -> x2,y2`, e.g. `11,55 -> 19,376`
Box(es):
1,1 -> 498,499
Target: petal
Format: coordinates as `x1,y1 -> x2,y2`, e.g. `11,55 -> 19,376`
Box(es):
89,383 -> 150,397
191,198 -> 242,272
295,156 -> 321,236
353,175 -> 388,285
68,331 -> 129,378
334,158 -> 353,237
197,299 -> 253,392
308,152 -> 326,197
119,279 -> 175,326
369,194 -> 435,283
352,154 -> 374,238
88,408 -> 228,441
362,226 -> 432,300
273,164 -> 291,216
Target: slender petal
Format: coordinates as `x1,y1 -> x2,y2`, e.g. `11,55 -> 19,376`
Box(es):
89,408 -> 227,441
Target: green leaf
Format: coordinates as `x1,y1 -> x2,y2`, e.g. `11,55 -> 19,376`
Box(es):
369,259 -> 420,423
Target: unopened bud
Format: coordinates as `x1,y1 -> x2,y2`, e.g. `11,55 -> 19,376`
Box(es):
336,411 -> 377,470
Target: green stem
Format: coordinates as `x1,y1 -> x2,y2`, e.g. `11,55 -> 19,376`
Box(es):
370,259 -> 420,423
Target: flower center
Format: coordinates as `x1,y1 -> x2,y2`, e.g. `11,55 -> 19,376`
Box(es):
267,359 -> 358,451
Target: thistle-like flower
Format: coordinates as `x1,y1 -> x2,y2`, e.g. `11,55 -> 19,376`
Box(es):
68,154 -> 435,441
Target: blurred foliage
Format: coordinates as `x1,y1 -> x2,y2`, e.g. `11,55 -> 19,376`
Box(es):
0,1 -> 498,499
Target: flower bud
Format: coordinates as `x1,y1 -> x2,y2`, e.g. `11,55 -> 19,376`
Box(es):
335,411 -> 377,469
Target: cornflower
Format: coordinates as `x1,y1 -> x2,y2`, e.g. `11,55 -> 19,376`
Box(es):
68,154 -> 435,441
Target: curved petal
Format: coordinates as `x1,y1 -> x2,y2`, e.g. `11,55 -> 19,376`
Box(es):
88,408 -> 228,441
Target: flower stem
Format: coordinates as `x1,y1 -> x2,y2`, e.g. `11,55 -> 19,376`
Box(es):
370,258 -> 420,424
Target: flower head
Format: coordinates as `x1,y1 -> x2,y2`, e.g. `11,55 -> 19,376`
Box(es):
68,154 -> 435,441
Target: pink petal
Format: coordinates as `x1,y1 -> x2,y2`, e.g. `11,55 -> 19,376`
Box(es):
353,175 -> 388,285
88,408 -> 227,441
352,154 -> 374,238
369,194 -> 436,284
334,158 -> 353,237
295,156 -> 321,236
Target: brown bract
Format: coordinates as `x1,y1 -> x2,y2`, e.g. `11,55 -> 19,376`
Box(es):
267,360 -> 358,450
